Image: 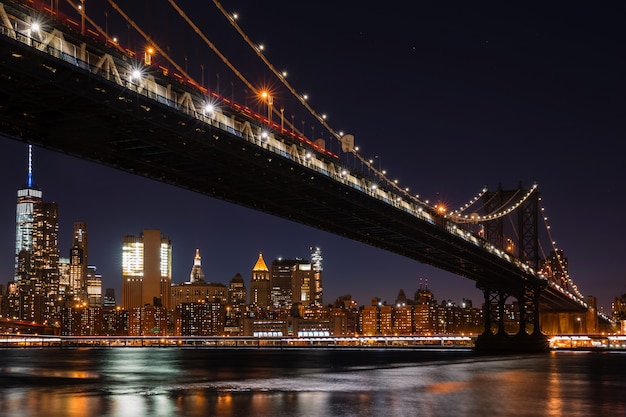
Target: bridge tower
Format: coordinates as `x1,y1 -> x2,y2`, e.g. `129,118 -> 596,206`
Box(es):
476,184 -> 548,351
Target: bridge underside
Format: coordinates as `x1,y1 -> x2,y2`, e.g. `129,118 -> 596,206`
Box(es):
0,32 -> 585,315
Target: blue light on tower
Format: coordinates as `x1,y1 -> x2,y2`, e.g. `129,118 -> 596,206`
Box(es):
27,144 -> 33,188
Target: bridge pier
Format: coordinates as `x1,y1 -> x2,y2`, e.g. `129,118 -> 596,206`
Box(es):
475,286 -> 549,353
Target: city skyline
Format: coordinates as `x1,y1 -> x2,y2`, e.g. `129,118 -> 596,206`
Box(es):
0,0 -> 624,313
0,141 -> 483,309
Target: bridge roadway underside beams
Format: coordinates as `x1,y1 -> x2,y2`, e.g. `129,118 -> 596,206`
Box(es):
0,35 -> 585,312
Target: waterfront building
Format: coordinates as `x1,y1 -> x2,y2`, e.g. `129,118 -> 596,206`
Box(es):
291,260 -> 312,305
128,305 -> 170,336
249,253 -> 271,308
228,273 -> 246,305
103,288 -> 117,310
61,304 -> 103,336
393,304 -> 413,335
58,257 -> 70,299
171,282 -> 228,306
171,249 -> 228,306
310,246 -> 323,306
414,280 -> 437,333
270,258 -> 298,308
176,301 -> 225,336
68,222 -> 88,303
86,265 -> 102,307
101,307 -> 128,335
122,230 -> 172,309
10,145 -> 60,323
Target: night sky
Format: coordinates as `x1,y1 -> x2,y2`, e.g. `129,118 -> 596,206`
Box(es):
0,1 -> 624,312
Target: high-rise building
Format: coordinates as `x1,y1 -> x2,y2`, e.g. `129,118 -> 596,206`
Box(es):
69,222 -> 88,302
228,273 -> 247,305
14,145 -> 42,283
249,253 -> 271,308
122,230 -> 172,309
270,258 -> 299,308
291,260 -> 312,305
189,248 -> 205,283
171,249 -> 228,306
10,145 -> 60,323
103,288 -> 117,310
86,265 -> 102,307
310,246 -> 323,306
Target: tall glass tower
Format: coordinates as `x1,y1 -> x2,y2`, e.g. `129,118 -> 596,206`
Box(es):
12,145 -> 60,323
14,145 -> 42,282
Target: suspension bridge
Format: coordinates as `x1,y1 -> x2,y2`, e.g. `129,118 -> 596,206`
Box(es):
0,0 -> 610,351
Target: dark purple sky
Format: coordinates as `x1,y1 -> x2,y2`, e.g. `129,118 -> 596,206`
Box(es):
1,0 -> 624,311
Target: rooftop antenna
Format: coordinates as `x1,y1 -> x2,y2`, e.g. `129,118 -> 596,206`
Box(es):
27,144 -> 33,188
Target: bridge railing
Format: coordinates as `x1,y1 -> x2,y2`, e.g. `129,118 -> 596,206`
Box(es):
0,3 -> 588,308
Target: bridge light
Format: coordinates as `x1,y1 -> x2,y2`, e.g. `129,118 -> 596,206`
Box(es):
303,94 -> 308,100
131,69 -> 142,80
31,22 -> 40,32
232,13 -> 238,20
204,104 -> 214,115
281,71 -> 287,77
144,46 -> 154,65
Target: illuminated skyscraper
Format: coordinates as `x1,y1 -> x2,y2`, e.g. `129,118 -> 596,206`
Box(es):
270,258 -> 299,308
122,230 -> 172,309
249,253 -> 271,308
11,145 -> 60,322
189,248 -> 205,283
86,265 -> 102,307
14,145 -> 42,283
68,222 -> 88,302
310,246 -> 323,306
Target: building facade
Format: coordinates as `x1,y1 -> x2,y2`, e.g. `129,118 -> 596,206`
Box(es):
122,230 -> 172,309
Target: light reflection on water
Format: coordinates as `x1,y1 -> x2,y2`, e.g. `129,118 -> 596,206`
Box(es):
1,348 -> 625,417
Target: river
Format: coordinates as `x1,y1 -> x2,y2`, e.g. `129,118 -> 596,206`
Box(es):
1,347 -> 625,416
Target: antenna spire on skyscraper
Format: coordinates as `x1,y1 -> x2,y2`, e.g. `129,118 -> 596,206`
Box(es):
27,144 -> 33,188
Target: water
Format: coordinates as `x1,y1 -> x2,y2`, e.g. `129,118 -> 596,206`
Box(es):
0,347 -> 625,416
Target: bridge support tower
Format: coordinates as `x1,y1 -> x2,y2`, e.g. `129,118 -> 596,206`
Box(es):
475,184 -> 549,352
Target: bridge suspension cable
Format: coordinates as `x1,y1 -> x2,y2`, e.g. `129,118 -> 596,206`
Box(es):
447,185 -> 536,223
539,199 -> 585,300
228,4 -> 445,210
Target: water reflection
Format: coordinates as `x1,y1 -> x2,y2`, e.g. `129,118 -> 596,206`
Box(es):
1,349 -> 626,416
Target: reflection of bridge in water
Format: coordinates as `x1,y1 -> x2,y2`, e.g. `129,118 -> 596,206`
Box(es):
0,0 -> 612,351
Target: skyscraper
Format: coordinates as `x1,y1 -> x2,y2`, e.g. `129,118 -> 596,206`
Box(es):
189,248 -> 205,283
310,246 -> 323,306
122,229 -> 172,309
11,145 -> 60,322
14,145 -> 42,283
86,265 -> 102,307
249,253 -> 271,308
270,258 -> 299,308
68,222 -> 89,302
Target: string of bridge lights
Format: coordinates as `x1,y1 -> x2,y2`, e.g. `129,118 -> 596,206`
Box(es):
446,184 -> 538,223
539,198 -> 584,300
450,186 -> 489,215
